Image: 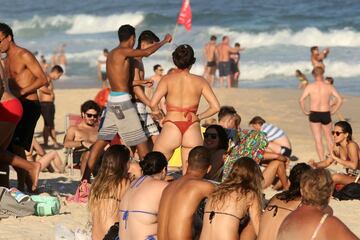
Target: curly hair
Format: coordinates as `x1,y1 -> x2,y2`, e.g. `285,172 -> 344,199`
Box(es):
210,157 -> 263,209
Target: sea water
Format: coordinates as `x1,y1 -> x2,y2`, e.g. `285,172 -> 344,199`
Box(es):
1,0 -> 359,95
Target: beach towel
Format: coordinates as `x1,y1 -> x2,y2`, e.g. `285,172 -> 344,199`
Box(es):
222,129 -> 268,181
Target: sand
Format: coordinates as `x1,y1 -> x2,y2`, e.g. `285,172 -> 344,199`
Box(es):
0,87 -> 359,239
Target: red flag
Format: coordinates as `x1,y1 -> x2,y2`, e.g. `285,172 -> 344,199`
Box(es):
177,0 -> 192,31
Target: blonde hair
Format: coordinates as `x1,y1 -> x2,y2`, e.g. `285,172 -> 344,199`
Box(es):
210,157 -> 263,209
88,145 -> 130,221
300,168 -> 334,207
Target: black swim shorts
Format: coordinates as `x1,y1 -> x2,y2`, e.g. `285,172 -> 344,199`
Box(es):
309,111 -> 332,125
11,99 -> 41,151
218,61 -> 231,77
207,61 -> 216,67
280,146 -> 292,157
40,101 -> 55,128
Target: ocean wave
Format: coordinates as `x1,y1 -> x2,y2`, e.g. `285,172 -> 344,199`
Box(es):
208,27 -> 360,48
11,12 -> 144,34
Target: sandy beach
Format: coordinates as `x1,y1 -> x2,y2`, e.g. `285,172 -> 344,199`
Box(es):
0,87 -> 359,239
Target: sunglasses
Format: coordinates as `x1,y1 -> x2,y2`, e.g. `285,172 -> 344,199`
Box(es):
332,131 -> 344,136
203,132 -> 218,139
85,113 -> 98,118
158,69 -> 164,72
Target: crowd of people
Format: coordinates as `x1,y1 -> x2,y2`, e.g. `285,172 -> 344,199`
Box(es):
0,21 -> 359,240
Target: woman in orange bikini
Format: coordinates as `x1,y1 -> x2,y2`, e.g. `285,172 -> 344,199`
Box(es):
150,44 -> 220,173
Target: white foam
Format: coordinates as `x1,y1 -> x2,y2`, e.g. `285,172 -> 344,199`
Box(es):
66,13 -> 144,34
208,27 -> 360,48
11,12 -> 144,34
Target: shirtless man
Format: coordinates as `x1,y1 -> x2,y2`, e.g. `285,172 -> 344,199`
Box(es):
300,67 -> 342,162
277,168 -> 358,240
81,24 -> 171,182
133,30 -> 162,145
97,48 -> 108,89
119,151 -> 168,240
63,100 -> 100,174
147,64 -> 166,114
39,65 -> 63,148
216,36 -> 240,88
58,44 -> 67,75
311,46 -> 329,69
203,35 -> 217,86
0,23 -> 47,191
157,146 -> 215,240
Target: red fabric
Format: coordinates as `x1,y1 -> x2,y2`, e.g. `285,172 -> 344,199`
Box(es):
177,0 -> 192,31
0,98 -> 23,124
94,87 -> 110,109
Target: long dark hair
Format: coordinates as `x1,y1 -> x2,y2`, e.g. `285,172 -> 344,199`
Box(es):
276,163 -> 311,202
335,121 -> 353,141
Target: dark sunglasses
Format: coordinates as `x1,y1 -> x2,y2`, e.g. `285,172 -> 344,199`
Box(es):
203,132 -> 218,139
86,113 -> 98,118
332,131 -> 344,136
158,69 -> 164,71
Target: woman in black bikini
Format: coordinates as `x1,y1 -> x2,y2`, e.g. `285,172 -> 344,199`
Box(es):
199,157 -> 263,240
258,163 -> 311,240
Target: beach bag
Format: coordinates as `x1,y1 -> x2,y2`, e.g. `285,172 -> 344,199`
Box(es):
333,183 -> 360,200
31,195 -> 61,216
0,187 -> 35,218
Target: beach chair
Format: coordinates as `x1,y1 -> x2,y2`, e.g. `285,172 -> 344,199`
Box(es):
63,114 -> 83,177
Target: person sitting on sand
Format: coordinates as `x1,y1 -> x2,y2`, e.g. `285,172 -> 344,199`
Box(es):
203,124 -> 229,182
295,69 -> 308,89
277,168 -> 358,240
200,157 -> 263,240
157,146 -> 215,240
150,44 -> 220,173
63,100 -> 100,174
0,58 -> 40,191
258,163 -> 311,240
88,145 -> 131,240
26,138 -> 65,173
309,121 -> 360,185
119,151 -> 168,240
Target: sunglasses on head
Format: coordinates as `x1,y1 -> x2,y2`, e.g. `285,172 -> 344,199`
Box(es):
86,113 -> 98,118
203,132 -> 218,139
332,131 -> 344,136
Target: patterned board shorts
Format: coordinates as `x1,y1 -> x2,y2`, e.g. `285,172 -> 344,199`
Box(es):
98,93 -> 147,146
135,102 -> 159,138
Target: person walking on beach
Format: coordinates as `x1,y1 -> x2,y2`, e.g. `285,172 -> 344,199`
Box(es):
299,66 -> 342,163
132,30 -> 162,145
203,35 -> 217,86
97,48 -> 109,89
229,42 -> 244,87
148,64 -> 166,114
0,22 -> 47,191
81,24 -> 171,182
311,46 -> 329,70
157,146 -> 215,240
150,44 -> 220,173
0,52 -> 41,191
58,44 -> 67,75
216,36 -> 240,88
39,65 -> 64,148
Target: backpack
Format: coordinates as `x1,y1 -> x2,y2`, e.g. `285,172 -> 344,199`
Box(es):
0,187 -> 35,218
333,183 -> 360,200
